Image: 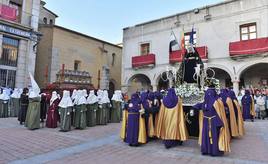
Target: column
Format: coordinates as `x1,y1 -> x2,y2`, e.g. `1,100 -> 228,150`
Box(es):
232,80 -> 240,96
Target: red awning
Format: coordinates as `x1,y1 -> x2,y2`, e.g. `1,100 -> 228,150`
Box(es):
0,4 -> 17,21
229,37 -> 268,56
169,46 -> 208,64
132,54 -> 155,68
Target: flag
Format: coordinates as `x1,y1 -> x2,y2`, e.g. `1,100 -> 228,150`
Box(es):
189,27 -> 195,45
169,31 -> 180,53
189,27 -> 195,53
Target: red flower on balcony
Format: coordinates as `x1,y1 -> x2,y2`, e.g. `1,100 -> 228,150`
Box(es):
229,37 -> 268,56
169,46 -> 208,64
132,54 -> 156,68
0,4 -> 17,21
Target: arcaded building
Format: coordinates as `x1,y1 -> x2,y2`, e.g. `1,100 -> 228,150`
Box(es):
122,0 -> 268,94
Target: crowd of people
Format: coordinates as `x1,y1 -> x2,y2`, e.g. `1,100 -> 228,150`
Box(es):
0,78 -> 124,131
120,86 -> 257,157
237,88 -> 268,120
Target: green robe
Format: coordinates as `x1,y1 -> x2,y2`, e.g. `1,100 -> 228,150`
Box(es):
111,101 -> 121,123
106,103 -> 111,123
86,103 -> 98,127
73,104 -> 87,129
9,98 -> 20,117
59,107 -> 72,132
0,100 -> 9,118
97,103 -> 108,125
25,97 -> 41,130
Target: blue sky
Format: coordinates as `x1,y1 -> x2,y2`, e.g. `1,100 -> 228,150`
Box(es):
43,0 -> 222,44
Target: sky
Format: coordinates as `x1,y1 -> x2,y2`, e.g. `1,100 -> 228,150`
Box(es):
43,0 -> 222,44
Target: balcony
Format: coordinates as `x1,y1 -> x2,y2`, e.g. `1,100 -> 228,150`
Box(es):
169,46 -> 208,64
229,37 -> 268,57
132,54 -> 156,68
0,4 -> 17,21
0,4 -> 32,28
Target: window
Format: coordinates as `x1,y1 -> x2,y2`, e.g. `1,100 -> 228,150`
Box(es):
184,31 -> 197,49
240,23 -> 257,41
111,53 -> 116,66
1,37 -> 19,67
43,17 -> 47,24
74,60 -> 81,71
0,69 -> 16,88
140,43 -> 150,55
49,19 -> 53,25
9,1 -> 22,22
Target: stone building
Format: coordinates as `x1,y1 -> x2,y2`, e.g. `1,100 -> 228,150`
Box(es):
0,0 -> 41,88
122,0 -> 268,94
36,2 -> 122,91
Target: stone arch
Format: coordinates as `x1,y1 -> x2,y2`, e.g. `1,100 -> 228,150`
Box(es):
237,60 -> 268,79
127,74 -> 152,93
237,61 -> 268,88
156,71 -> 170,91
207,64 -> 234,81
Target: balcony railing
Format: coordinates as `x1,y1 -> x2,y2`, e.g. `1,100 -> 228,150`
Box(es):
0,3 -> 32,28
169,46 -> 208,64
132,54 -> 156,68
229,37 -> 268,57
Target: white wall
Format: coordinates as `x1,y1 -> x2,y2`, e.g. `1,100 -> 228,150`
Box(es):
122,0 -> 268,92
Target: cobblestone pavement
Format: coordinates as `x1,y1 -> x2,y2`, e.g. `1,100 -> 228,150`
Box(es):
0,118 -> 267,164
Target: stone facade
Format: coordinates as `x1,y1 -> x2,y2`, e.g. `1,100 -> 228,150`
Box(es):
36,25 -> 122,90
122,0 -> 268,94
0,0 -> 41,88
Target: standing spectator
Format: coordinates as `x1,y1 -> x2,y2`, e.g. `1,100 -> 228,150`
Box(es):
257,93 -> 266,120
266,90 -> 268,119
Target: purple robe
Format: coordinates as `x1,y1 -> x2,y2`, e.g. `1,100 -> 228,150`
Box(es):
162,88 -> 182,148
125,93 -> 141,146
242,90 -> 252,120
193,88 -> 224,156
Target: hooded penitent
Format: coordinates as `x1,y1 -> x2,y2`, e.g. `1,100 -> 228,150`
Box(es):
228,90 -> 245,137
220,89 -> 239,137
156,88 -> 188,149
98,90 -> 110,125
46,91 -> 60,128
242,90 -> 255,120
10,88 -> 21,117
125,93 -> 146,145
193,88 -> 231,156
111,90 -> 123,123
18,88 -> 29,124
86,90 -> 98,127
71,89 -> 78,101
25,73 -> 41,130
0,89 -> 10,118
58,90 -> 73,132
73,90 -> 87,129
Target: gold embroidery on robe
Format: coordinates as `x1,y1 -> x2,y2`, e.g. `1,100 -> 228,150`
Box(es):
233,100 -> 245,137
120,110 -> 128,140
226,98 -> 239,137
198,110 -> 204,146
138,112 -> 147,144
156,98 -> 188,141
214,100 -> 231,153
148,114 -> 155,137
250,97 -> 256,117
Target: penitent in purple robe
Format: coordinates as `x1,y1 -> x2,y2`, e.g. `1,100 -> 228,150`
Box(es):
241,90 -> 252,120
162,88 -> 182,148
193,88 -> 224,156
125,93 -> 141,146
